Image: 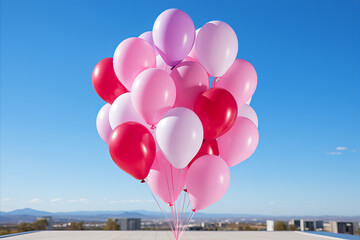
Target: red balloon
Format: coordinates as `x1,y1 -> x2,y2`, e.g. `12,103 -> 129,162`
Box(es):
188,139 -> 219,167
193,88 -> 237,140
108,122 -> 156,180
92,58 -> 128,104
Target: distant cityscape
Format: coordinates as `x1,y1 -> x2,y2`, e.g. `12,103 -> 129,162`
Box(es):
0,208 -> 359,236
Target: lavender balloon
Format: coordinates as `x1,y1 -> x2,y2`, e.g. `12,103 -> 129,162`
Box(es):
139,31 -> 159,55
153,9 -> 195,67
96,103 -> 112,144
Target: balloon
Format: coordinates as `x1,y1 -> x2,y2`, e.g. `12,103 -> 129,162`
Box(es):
246,97 -> 252,105
113,37 -> 156,91
237,104 -> 258,127
193,88 -> 237,140
170,61 -> 209,109
156,55 -> 171,73
138,31 -> 158,55
153,9 -> 195,67
132,68 -> 176,125
92,58 -> 128,104
195,21 -> 238,77
96,103 -> 112,144
109,93 -> 147,129
218,117 -> 259,167
188,139 -> 219,167
187,28 -> 200,60
147,151 -> 188,204
213,59 -> 257,106
156,107 -> 203,169
108,122 -> 156,180
187,155 -> 230,210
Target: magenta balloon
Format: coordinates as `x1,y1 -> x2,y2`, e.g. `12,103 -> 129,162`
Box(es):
186,155 -> 230,210
195,21 -> 238,77
170,61 -> 209,109
113,37 -> 156,91
213,59 -> 257,106
218,117 -> 259,167
147,151 -> 188,204
153,9 -> 195,67
139,31 -> 159,55
96,103 -> 112,144
131,68 -> 176,125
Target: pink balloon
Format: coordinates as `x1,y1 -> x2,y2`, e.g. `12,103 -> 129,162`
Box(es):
113,37 -> 156,91
218,117 -> 259,167
138,31 -> 159,55
153,9 -> 195,66
170,61 -> 209,109
213,59 -> 257,106
96,104 -> 112,144
195,21 -> 238,77
186,155 -> 230,210
132,68 -> 176,125
147,151 -> 188,204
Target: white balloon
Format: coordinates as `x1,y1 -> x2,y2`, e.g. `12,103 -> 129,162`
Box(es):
237,104 -> 258,127
109,93 -> 147,129
156,107 -> 203,169
246,97 -> 252,105
96,103 -> 112,144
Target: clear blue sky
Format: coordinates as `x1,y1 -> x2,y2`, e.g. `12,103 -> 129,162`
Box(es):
1,0 -> 359,216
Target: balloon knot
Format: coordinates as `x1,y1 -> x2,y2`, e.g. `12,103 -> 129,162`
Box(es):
183,189 -> 187,192
191,208 -> 197,213
171,66 -> 175,70
141,179 -> 146,183
151,125 -> 157,129
215,77 -> 221,82
169,203 -> 174,207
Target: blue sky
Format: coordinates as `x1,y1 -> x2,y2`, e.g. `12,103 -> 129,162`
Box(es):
1,0 -> 359,215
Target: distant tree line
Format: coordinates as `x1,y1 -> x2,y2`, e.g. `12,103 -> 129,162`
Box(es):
273,221 -> 298,231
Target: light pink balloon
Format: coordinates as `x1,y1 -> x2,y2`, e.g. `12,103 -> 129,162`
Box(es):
237,104 -> 258,127
170,61 -> 209,109
156,55 -> 171,73
195,21 -> 238,77
132,68 -> 176,125
96,104 -> 112,144
109,93 -> 147,129
218,117 -> 259,167
113,37 -> 156,91
187,28 -> 200,60
147,151 -> 188,204
186,155 -> 230,210
213,59 -> 257,106
156,107 -> 203,169
138,31 -> 159,55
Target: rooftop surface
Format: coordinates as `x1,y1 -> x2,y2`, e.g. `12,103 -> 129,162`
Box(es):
1,231 -> 353,240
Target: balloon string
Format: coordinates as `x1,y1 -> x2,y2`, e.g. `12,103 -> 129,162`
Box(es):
180,209 -> 195,236
145,181 -> 175,234
180,189 -> 187,229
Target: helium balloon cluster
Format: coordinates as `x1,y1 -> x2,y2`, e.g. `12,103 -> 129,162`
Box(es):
93,8 -> 259,239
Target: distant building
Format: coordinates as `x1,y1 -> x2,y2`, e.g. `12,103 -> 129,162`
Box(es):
36,216 -> 53,230
289,219 -> 323,231
266,220 -> 274,231
114,218 -> 141,230
329,221 -> 359,235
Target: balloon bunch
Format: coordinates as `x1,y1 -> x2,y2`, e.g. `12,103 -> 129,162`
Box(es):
93,8 -> 259,240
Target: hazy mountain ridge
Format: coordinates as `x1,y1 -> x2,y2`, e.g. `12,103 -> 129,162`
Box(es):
1,208 -> 359,224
